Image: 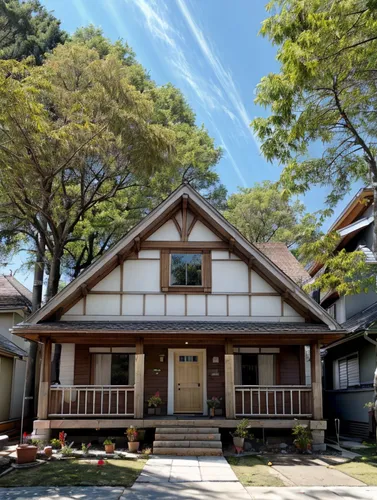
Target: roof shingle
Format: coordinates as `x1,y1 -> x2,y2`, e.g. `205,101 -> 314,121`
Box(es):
0,333 -> 27,357
256,243 -> 310,285
0,275 -> 32,311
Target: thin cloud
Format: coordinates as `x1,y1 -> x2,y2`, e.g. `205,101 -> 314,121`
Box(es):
176,0 -> 259,149
74,0 -> 94,26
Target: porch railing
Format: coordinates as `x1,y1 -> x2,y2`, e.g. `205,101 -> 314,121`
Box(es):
49,385 -> 135,417
235,385 -> 312,417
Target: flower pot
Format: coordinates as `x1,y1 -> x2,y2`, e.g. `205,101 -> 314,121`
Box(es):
128,441 -> 139,453
104,444 -> 115,454
155,407 -> 161,415
147,408 -> 155,415
215,408 -> 223,416
44,446 -> 53,458
233,436 -> 244,449
16,445 -> 37,464
209,408 -> 215,418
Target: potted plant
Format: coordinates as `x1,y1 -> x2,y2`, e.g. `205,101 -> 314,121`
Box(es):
206,397 -> 222,418
61,442 -> 75,457
126,426 -> 139,452
59,431 -> 67,448
50,438 -> 61,450
232,419 -> 251,451
16,433 -> 37,464
81,442 -> 92,456
292,422 -> 312,453
147,392 -> 163,415
103,438 -> 115,454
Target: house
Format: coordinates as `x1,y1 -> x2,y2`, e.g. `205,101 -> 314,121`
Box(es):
0,275 -> 30,435
309,187 -> 377,438
13,184 -> 343,453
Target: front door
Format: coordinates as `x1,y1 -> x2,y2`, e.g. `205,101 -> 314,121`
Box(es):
174,351 -> 203,413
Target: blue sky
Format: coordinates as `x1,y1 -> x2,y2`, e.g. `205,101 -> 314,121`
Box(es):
2,0 -> 363,289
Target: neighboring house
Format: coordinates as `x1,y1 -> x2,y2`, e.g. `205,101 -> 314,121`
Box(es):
309,187 -> 377,438
0,275 -> 31,433
13,184 -> 342,453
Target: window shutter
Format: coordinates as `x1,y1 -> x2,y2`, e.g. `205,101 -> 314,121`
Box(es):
202,251 -> 212,292
160,250 -> 169,291
347,355 -> 360,387
258,355 -> 275,385
338,359 -> 347,389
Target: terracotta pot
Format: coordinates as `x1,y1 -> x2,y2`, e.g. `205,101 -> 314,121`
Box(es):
128,441 -> 139,453
104,444 -> 115,454
209,407 -> 215,418
233,436 -> 244,449
16,445 -> 37,464
44,446 -> 53,458
147,407 -> 155,415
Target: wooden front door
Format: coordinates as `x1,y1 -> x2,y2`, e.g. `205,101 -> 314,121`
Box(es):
174,351 -> 203,413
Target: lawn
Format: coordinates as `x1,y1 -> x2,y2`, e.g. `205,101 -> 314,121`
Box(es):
227,456 -> 285,487
335,461 -> 377,486
0,459 -> 146,487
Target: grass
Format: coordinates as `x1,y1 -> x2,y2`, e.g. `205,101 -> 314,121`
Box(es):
0,458 -> 146,487
227,456 -> 285,487
334,461 -> 377,486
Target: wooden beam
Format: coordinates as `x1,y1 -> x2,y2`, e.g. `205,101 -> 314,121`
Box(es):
182,194 -> 188,242
187,216 -> 197,238
172,217 -> 182,239
225,350 -> 235,419
134,352 -> 145,418
37,338 -> 52,420
311,342 -> 323,420
141,241 -> 229,250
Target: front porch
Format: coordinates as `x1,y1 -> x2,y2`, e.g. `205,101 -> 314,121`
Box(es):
33,331 -> 326,433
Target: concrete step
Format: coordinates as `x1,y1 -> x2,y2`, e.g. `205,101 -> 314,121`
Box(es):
155,433 -> 221,441
154,440 -> 222,448
0,435 -> 9,451
155,427 -> 219,434
153,447 -> 223,456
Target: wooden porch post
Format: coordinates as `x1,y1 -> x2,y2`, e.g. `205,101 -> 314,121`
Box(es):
311,342 -> 323,420
37,338 -> 52,419
225,341 -> 235,419
134,339 -> 144,418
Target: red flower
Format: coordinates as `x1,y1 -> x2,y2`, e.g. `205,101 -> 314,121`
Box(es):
23,432 -> 27,437
97,459 -> 105,466
155,391 -> 160,397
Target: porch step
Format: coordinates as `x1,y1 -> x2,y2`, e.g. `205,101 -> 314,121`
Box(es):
155,433 -> 221,441
156,427 -> 218,434
153,427 -> 223,456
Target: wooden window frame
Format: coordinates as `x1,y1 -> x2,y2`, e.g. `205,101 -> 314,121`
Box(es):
161,249 -> 211,293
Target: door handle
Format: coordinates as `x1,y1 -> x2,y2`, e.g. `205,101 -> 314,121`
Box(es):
198,383 -> 200,387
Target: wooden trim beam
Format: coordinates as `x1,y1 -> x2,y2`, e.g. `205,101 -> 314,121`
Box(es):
37,338 -> 52,420
141,241 -> 229,249
182,195 -> 188,242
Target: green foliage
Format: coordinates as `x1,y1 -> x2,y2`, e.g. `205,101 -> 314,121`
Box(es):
253,0 -> 377,294
0,0 -> 67,64
233,419 -> 252,439
224,180 -> 321,251
50,438 -> 61,449
292,422 -> 312,451
253,0 -> 377,205
103,438 -> 114,445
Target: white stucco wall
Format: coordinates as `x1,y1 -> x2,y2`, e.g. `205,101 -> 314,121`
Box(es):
61,221 -> 304,322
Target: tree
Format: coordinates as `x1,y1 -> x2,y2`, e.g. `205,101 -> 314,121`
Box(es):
0,0 -> 67,64
0,42 -> 174,299
224,181 -> 320,252
58,29 -> 224,280
252,0 -> 377,252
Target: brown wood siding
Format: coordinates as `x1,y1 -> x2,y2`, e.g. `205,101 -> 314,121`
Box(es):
74,345 -> 91,385
206,345 -> 225,411
279,346 -> 301,385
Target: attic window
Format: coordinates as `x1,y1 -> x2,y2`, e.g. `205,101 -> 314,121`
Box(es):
170,253 -> 202,286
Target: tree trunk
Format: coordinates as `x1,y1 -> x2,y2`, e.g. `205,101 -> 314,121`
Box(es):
46,250 -> 62,301
25,236 -> 46,418
373,181 -> 377,257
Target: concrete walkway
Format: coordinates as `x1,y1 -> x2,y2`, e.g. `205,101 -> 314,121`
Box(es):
123,455 -> 250,498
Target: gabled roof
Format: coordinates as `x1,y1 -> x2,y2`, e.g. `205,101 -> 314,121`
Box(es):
255,243 -> 310,285
23,183 -> 340,331
0,275 -> 32,312
0,333 -> 27,358
342,301 -> 377,334
309,187 -> 374,277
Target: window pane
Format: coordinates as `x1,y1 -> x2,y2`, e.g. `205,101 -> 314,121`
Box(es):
111,354 -> 129,385
171,254 -> 202,286
241,354 -> 258,385
179,355 -> 198,362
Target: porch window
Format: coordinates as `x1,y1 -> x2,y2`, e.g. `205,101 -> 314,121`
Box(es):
170,253 -> 202,286
94,354 -> 135,385
234,354 -> 276,385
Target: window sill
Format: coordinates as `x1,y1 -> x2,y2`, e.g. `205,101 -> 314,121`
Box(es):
162,286 -> 211,294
